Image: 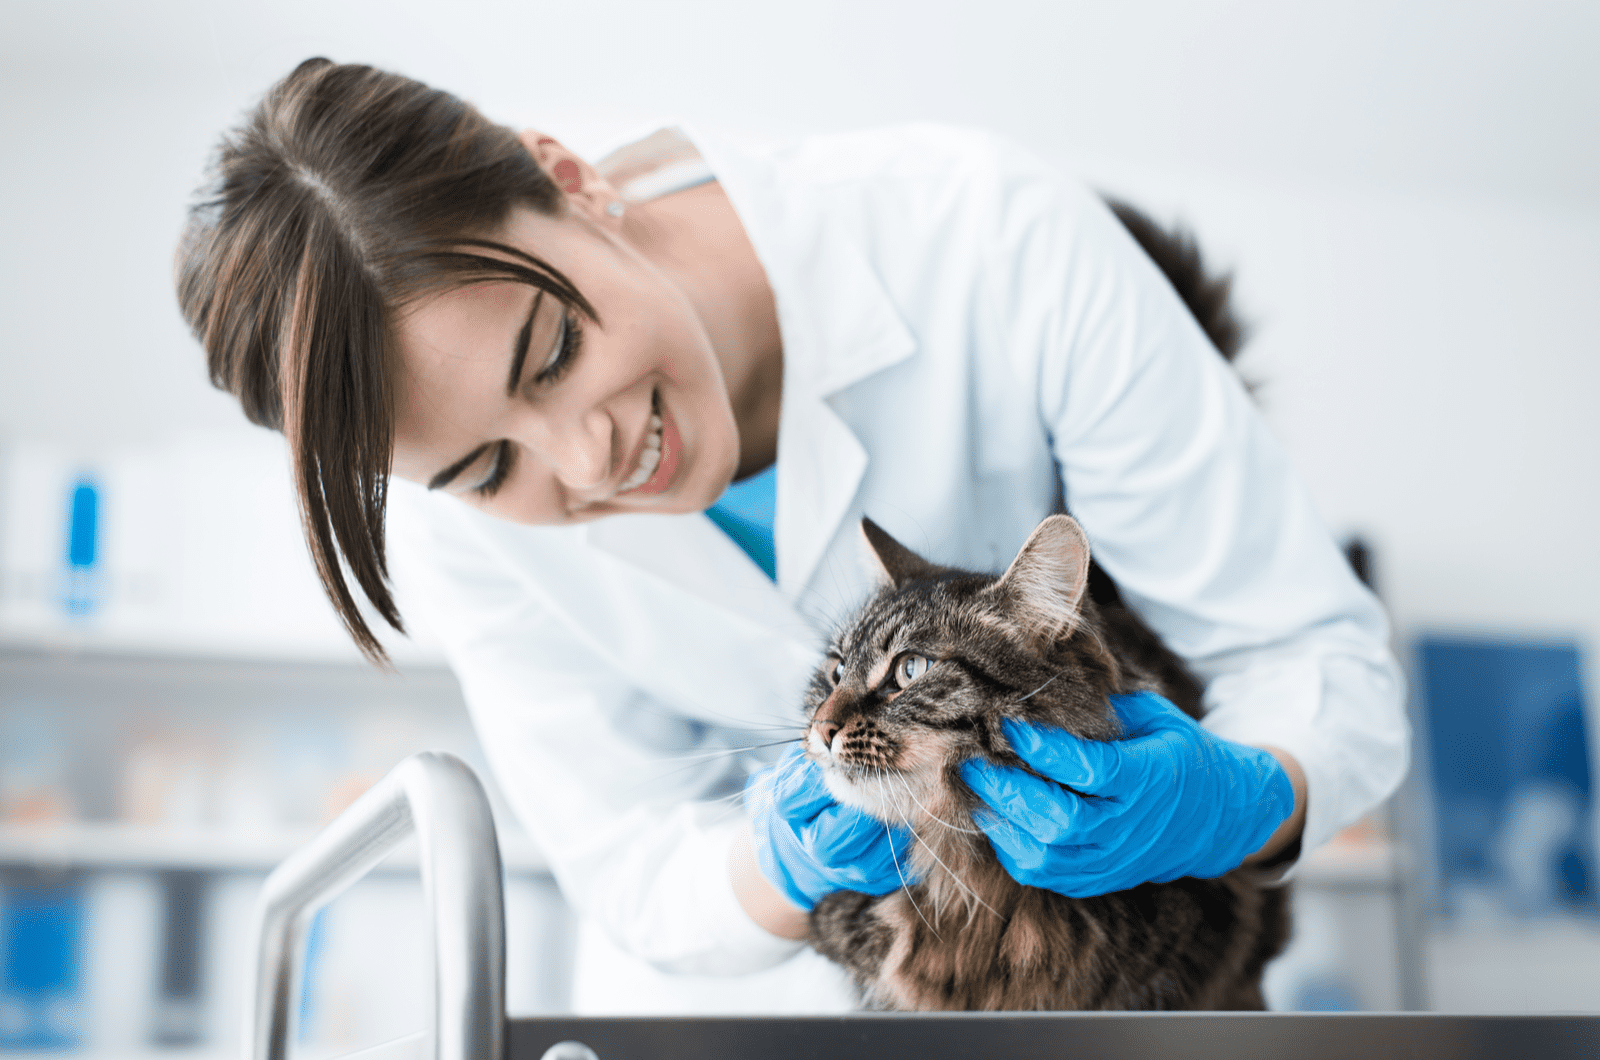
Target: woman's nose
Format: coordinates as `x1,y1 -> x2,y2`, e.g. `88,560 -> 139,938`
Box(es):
546,408 -> 613,490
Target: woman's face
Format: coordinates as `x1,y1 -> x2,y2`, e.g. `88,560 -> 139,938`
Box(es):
389,203 -> 741,525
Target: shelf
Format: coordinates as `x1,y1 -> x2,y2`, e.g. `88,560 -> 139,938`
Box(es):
1,824 -> 1391,887
1295,839 -> 1401,888
0,823 -> 549,876
0,625 -> 447,667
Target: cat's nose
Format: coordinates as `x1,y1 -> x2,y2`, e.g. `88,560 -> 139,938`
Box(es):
813,719 -> 842,751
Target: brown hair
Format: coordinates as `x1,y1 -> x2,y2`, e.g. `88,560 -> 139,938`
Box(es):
176,58 -> 594,663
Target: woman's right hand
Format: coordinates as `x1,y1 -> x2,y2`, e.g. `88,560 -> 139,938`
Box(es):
744,746 -> 916,911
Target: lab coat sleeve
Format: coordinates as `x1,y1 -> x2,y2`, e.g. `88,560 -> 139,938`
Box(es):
386,487 -> 805,974
981,148 -> 1409,863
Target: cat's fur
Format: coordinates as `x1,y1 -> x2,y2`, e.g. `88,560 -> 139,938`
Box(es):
804,516 -> 1290,1010
801,202 -> 1287,1011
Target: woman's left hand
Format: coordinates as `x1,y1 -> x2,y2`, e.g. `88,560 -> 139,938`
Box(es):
959,690 -> 1296,898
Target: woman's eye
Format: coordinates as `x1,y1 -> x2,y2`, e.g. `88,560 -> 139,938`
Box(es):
892,653 -> 931,688
827,656 -> 844,685
533,310 -> 580,384
472,441 -> 514,497
538,313 -> 567,373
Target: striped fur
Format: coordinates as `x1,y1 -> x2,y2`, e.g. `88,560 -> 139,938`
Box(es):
805,517 -> 1290,1010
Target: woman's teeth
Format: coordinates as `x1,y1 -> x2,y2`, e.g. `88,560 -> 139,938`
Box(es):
619,414 -> 664,491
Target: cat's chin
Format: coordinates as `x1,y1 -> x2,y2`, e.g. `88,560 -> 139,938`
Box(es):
820,765 -> 919,825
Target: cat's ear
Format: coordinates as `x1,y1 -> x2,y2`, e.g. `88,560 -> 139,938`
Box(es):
994,515 -> 1092,641
860,517 -> 939,590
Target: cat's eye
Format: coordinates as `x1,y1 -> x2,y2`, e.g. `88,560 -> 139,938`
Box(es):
827,656 -> 844,685
891,653 -> 932,689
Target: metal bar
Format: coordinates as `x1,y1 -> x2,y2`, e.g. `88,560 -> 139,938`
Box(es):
246,751 -> 505,1060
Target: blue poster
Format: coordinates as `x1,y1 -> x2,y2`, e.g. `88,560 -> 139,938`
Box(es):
1416,635 -> 1596,918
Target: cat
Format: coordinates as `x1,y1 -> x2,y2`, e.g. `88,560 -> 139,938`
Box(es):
801,202 -> 1286,1010
803,514 -> 1291,1010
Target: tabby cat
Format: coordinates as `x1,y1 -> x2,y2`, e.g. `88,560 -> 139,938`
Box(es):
804,515 -> 1290,1010
802,202 -> 1286,1010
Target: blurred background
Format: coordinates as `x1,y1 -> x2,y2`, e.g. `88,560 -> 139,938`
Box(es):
2,0 -> 1597,1053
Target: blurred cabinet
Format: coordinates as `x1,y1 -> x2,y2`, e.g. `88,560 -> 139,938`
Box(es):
0,648 -> 573,1057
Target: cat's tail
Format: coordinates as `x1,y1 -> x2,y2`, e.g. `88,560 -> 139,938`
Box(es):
1103,198 -> 1247,363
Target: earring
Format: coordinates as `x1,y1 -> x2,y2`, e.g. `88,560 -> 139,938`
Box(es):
606,202 -> 626,218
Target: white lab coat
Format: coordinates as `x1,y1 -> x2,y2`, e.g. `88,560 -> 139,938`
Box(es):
386,123 -> 1408,1014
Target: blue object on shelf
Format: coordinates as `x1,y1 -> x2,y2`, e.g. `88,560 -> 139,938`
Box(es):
66,481 -> 98,569
1416,635 -> 1596,918
62,476 -> 102,618
0,883 -> 87,1050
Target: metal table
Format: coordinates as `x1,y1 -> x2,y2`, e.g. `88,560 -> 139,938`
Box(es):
248,753 -> 1599,1060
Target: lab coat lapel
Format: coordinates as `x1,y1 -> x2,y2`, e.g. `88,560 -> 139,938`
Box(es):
684,124 -> 917,598
773,218 -> 916,596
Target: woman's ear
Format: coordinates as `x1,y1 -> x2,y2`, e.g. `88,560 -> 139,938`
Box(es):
517,129 -> 624,226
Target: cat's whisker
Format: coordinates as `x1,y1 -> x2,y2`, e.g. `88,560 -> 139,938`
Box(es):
622,738 -> 803,794
625,694 -> 804,736
886,820 -> 941,942
743,716 -> 817,733
762,752 -> 816,793
1015,667 -> 1069,703
902,809 -> 1004,923
887,780 -> 972,925
889,802 -> 953,923
890,770 -> 983,836
696,789 -> 757,810
655,738 -> 803,765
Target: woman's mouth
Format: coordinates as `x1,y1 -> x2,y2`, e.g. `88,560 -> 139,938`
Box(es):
618,412 -> 663,491
617,392 -> 682,497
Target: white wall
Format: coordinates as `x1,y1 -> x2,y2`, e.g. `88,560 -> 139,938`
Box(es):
3,0 -> 1596,655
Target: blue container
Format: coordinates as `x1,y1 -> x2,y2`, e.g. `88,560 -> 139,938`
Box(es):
1416,635 -> 1595,918
62,477 -> 102,618
0,883 -> 87,1049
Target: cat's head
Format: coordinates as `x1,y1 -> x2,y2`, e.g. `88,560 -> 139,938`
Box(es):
803,515 -> 1125,826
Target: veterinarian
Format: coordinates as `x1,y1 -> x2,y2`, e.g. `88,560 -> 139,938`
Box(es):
177,60 -> 1408,1012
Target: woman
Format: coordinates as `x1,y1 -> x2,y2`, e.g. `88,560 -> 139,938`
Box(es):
177,59 -> 1407,1012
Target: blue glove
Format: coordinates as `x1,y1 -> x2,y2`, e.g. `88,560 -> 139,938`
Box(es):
745,745 -> 917,911
960,690 -> 1294,898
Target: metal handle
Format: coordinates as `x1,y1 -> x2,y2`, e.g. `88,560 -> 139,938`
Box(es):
246,751 -> 506,1060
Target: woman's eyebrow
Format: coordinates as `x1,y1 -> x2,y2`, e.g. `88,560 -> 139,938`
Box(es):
428,443 -> 491,491
428,289 -> 546,490
505,290 -> 545,396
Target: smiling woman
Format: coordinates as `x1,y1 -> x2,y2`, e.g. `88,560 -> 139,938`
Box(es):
174,58 -> 596,659
176,57 -> 779,663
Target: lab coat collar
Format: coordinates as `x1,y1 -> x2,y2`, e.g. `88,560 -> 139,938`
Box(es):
686,124 -> 918,401
586,125 -> 916,612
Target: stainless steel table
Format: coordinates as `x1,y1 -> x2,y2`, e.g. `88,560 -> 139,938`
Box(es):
248,753 -> 1600,1060
509,1012 -> 1600,1060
